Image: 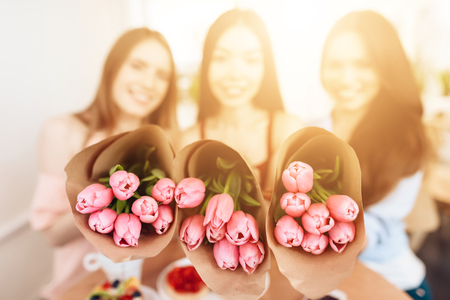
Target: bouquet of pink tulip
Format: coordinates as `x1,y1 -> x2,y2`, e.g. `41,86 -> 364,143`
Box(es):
75,146 -> 175,248
266,127 -> 365,299
274,158 -> 359,254
174,140 -> 270,300
65,125 -> 177,262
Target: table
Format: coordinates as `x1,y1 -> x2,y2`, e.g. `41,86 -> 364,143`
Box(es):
59,241 -> 411,300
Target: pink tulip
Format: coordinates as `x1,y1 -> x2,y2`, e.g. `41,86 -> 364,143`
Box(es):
280,192 -> 311,217
206,223 -> 226,243
327,195 -> 359,222
282,161 -> 314,193
328,221 -> 356,253
113,213 -> 141,247
88,208 -> 117,234
239,241 -> 265,274
131,196 -> 159,223
301,232 -> 329,255
213,238 -> 239,271
301,203 -> 335,234
109,171 -> 140,201
151,205 -> 173,234
151,178 -> 175,204
180,215 -> 206,251
76,183 -> 114,214
174,178 -> 205,208
274,215 -> 304,247
226,211 -> 259,246
203,194 -> 234,231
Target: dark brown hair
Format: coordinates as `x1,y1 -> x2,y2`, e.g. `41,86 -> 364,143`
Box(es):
76,28 -> 178,134
197,9 -> 284,121
321,11 -> 429,207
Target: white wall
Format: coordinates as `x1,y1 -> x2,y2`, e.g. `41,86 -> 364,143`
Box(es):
0,0 -> 129,298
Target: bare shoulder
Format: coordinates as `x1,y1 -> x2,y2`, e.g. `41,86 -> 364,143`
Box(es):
272,111 -> 304,147
180,123 -> 201,149
38,115 -> 89,174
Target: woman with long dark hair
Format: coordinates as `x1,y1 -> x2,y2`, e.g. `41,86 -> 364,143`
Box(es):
30,28 -> 179,299
321,11 -> 431,299
182,9 -> 303,190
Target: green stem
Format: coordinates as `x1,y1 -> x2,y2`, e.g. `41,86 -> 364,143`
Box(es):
199,193 -> 213,215
223,169 -> 235,195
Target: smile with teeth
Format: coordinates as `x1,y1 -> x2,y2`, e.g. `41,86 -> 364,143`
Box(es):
224,86 -> 245,96
129,88 -> 153,103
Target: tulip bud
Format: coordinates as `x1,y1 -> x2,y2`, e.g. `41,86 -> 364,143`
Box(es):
274,215 -> 304,247
76,183 -> 114,214
203,194 -> 234,231
88,208 -> 117,234
282,161 -> 314,193
239,241 -> 265,274
151,178 -> 175,204
174,178 -> 205,208
213,238 -> 239,271
301,232 -> 328,255
151,205 -> 173,234
225,211 -> 259,246
328,221 -> 356,253
206,223 -> 226,243
326,195 -> 359,222
180,215 -> 206,251
301,203 -> 335,234
113,213 -> 141,247
109,171 -> 140,201
280,192 -> 311,217
131,196 -> 159,223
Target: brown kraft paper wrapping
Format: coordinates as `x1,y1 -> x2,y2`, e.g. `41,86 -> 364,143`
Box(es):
173,140 -> 270,300
65,125 -> 177,263
267,127 -> 365,299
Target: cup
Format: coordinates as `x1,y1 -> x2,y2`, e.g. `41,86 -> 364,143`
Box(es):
83,252 -> 144,282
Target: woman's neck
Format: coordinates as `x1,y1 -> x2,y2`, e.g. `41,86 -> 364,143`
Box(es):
215,103 -> 263,128
112,112 -> 144,135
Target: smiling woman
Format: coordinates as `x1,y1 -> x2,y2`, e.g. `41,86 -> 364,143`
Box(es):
29,28 -> 179,300
181,9 -> 303,191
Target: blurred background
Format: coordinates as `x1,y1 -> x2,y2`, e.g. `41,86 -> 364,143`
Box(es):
1,0 -> 449,299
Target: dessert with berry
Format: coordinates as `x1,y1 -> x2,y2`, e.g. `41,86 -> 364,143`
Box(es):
164,265 -> 209,300
87,277 -> 143,300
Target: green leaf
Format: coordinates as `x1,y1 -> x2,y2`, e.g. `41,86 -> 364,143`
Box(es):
245,180 -> 253,193
228,172 -> 241,202
128,163 -> 144,178
216,157 -> 237,172
116,200 -> 127,214
274,204 -> 287,222
143,160 -> 150,175
99,177 -> 109,183
141,175 -> 157,182
146,184 -> 154,196
109,164 -> 124,176
151,168 -> 166,180
133,192 -> 141,199
144,146 -> 156,161
239,191 -> 260,207
207,185 -> 223,194
313,173 -> 321,180
203,176 -> 212,188
326,156 -> 340,183
199,193 -> 213,215
212,176 -> 224,192
315,169 -> 333,174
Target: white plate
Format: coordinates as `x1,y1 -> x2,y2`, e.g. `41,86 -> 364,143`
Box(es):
156,257 -> 224,300
141,285 -> 161,300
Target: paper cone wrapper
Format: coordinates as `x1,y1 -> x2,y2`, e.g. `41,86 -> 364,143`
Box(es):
174,140 -> 271,300
267,127 -> 365,299
65,125 -> 177,263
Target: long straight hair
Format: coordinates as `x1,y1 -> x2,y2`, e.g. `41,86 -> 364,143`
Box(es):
321,11 -> 429,207
197,9 -> 284,121
76,28 -> 178,135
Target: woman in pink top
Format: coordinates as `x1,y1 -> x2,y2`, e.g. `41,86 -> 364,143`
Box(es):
30,28 -> 179,299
